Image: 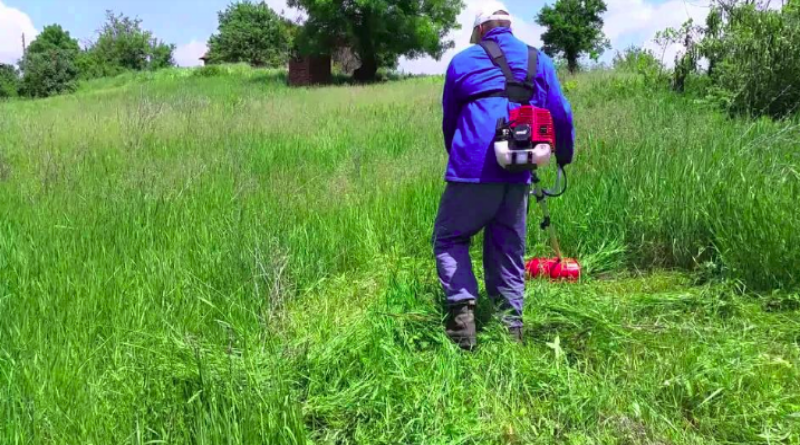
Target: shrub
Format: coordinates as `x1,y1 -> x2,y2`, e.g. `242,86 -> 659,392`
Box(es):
612,45 -> 664,85
20,50 -> 80,98
206,1 -> 294,68
20,25 -> 81,98
76,50 -> 126,80
193,65 -> 227,78
0,63 -> 20,99
709,4 -> 800,118
80,11 -> 175,80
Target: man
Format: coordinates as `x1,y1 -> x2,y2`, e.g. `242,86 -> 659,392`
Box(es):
434,3 -> 575,350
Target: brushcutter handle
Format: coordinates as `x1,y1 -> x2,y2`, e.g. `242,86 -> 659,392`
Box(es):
529,177 -> 564,260
527,166 -> 568,198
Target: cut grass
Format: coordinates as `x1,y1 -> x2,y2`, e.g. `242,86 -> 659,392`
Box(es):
0,67 -> 799,443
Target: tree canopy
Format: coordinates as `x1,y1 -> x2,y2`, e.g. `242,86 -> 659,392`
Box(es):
24,24 -> 82,58
79,11 -> 175,78
206,1 -> 295,68
20,25 -> 81,98
287,0 -> 462,82
536,0 -> 609,73
701,1 -> 800,118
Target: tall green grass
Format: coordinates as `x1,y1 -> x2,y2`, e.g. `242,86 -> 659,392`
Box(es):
556,72 -> 800,289
1,67 -> 798,443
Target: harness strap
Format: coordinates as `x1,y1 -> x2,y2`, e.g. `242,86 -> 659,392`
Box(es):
466,90 -> 508,102
466,42 -> 540,105
480,40 -> 516,84
526,45 -> 538,85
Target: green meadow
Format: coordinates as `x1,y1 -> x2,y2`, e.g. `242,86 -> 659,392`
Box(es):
1,66 -> 799,443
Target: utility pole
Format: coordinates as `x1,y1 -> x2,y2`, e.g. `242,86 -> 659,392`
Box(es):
22,33 -> 27,56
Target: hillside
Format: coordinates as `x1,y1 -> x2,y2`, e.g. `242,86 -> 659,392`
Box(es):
1,66 -> 799,444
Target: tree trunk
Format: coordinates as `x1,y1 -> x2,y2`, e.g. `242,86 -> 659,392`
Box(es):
353,52 -> 378,83
567,54 -> 579,74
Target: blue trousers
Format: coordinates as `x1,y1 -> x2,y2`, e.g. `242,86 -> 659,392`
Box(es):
432,182 -> 529,327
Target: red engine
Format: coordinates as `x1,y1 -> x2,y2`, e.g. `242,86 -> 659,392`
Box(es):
508,106 -> 555,151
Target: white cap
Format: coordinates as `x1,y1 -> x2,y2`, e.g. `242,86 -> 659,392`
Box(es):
470,2 -> 512,44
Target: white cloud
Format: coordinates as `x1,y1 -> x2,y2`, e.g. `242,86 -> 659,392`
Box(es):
263,0 -> 305,22
399,0 -> 781,73
175,40 -> 208,67
602,0 -> 784,66
628,0 -> 782,66
604,0 -> 710,66
399,0 -> 545,75
0,0 -> 37,65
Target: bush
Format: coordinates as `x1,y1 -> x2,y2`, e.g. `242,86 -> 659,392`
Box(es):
20,25 -> 81,98
709,4 -> 800,118
612,45 -> 665,85
192,65 -> 227,78
75,50 -> 124,80
0,64 -> 20,99
206,1 -> 293,68
20,50 -> 80,98
80,11 -> 175,80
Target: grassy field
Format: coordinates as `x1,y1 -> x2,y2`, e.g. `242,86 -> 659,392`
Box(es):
1,65 -> 799,444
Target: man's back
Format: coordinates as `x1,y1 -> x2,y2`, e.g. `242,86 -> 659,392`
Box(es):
441,27 -> 574,184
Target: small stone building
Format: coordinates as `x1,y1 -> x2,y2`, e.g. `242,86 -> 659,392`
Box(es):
288,54 -> 332,87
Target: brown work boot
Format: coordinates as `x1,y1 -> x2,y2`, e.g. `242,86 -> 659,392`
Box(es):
445,301 -> 477,351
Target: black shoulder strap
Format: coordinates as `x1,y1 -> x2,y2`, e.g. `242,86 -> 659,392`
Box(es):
467,41 -> 538,105
480,40 -> 515,84
527,46 -> 538,84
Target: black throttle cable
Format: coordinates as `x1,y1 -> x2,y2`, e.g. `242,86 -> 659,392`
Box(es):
544,166 -> 568,198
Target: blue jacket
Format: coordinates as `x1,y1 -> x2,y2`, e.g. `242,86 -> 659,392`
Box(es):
442,27 -> 575,183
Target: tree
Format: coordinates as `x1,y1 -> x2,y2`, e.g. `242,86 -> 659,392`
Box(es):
655,19 -> 703,92
0,64 -> 20,99
656,0 -> 800,118
20,51 -> 80,98
699,0 -> 770,78
149,40 -> 176,70
708,2 -> 800,117
24,24 -> 81,58
535,0 -> 610,74
653,27 -> 679,70
81,11 -> 175,78
287,0 -> 462,82
206,1 -> 294,67
701,6 -> 724,77
672,20 -> 703,92
20,25 -> 81,98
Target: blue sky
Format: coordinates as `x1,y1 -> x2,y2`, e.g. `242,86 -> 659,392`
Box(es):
0,0 -> 712,73
4,0 -> 229,49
